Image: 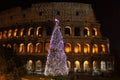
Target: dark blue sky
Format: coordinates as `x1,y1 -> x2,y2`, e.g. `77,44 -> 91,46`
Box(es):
0,0 -> 120,55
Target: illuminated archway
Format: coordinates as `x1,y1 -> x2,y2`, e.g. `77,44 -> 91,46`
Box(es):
84,27 -> 90,37
3,30 -> 7,38
19,43 -> 25,53
35,43 -> 41,53
65,43 -> 71,53
83,60 -> 89,72
74,61 -> 80,72
28,27 -> 34,36
101,44 -> 105,53
13,29 -> 18,37
67,61 -> 71,71
93,61 -> 98,71
45,43 -> 50,52
7,44 -> 11,48
84,44 -> 90,54
92,28 -> 98,36
36,27 -> 43,37
101,61 -> 106,71
92,44 -> 98,54
0,32 -> 2,39
36,60 -> 42,71
20,28 -> 24,37
74,43 -> 81,53
8,29 -> 12,38
65,26 -> 72,36
27,43 -> 33,53
27,60 -> 34,72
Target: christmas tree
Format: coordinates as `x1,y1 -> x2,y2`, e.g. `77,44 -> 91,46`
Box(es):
44,19 -> 68,76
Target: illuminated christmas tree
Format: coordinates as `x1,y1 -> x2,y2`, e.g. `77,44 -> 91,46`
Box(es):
44,19 -> 68,76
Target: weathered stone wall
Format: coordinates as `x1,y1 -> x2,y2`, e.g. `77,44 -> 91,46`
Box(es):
0,2 -> 96,27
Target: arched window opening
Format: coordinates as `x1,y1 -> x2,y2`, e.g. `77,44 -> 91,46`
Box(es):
8,29 -> 12,38
36,60 -> 42,71
107,61 -> 113,70
7,44 -> 11,48
36,27 -> 43,37
65,43 -> 71,53
27,43 -> 33,53
19,43 -> 25,53
2,44 -> 6,47
67,61 -> 71,71
13,44 -> 18,52
92,44 -> 98,54
3,31 -> 7,38
13,29 -> 18,37
101,44 -> 106,54
101,61 -> 106,71
93,61 -> 98,71
74,61 -> 80,72
74,27 -> 80,36
28,27 -> 34,37
74,43 -> 81,53
84,44 -> 90,54
84,27 -> 90,37
20,28 -> 24,37
45,43 -> 50,52
27,60 -> 34,72
83,60 -> 90,72
35,43 -> 41,53
0,32 -> 2,39
65,26 -> 71,36
92,28 -> 97,37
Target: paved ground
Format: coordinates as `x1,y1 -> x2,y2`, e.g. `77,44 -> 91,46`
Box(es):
22,73 -> 120,80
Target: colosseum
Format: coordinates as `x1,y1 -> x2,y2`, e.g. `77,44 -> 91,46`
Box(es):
0,2 -> 114,74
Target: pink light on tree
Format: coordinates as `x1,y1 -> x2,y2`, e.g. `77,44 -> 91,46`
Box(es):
44,19 -> 68,76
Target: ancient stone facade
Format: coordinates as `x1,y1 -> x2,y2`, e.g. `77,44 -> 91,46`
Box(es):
0,2 -> 114,73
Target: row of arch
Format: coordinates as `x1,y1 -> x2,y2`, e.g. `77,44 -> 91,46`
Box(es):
0,26 -> 99,39
26,60 -> 113,73
3,42 -> 107,54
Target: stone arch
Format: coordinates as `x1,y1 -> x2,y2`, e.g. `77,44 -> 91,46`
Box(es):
27,43 -> 33,53
92,28 -> 98,36
84,43 -> 90,54
93,60 -> 99,71
3,30 -> 7,38
83,60 -> 90,72
8,29 -> 12,38
74,60 -> 81,72
13,29 -> 18,37
74,43 -> 81,53
92,44 -> 98,54
100,44 -> 106,54
101,61 -> 106,71
28,27 -> 34,36
0,31 -> 2,39
20,28 -> 24,36
65,26 -> 72,36
35,43 -> 41,53
36,26 -> 43,37
67,60 -> 71,71
45,43 -> 50,52
19,43 -> 25,53
65,43 -> 71,53
27,60 -> 34,73
84,27 -> 90,37
36,60 -> 42,71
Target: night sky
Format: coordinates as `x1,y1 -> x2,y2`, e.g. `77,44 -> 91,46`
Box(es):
0,0 -> 120,56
